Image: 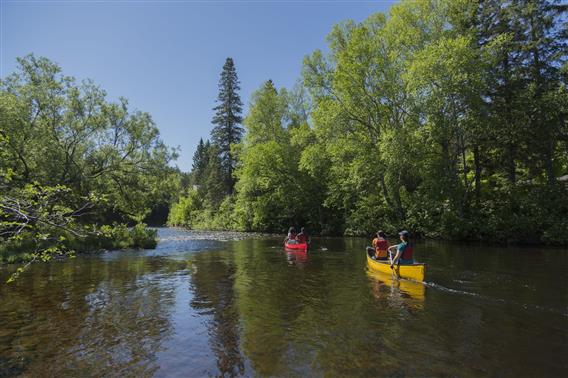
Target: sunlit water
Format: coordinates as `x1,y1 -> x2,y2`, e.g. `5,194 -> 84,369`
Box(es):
1,228 -> 567,377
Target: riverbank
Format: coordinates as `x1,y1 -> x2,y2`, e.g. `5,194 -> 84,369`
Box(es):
0,224 -> 157,265
169,222 -> 568,248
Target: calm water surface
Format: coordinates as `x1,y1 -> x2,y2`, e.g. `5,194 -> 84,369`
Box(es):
1,228 -> 567,377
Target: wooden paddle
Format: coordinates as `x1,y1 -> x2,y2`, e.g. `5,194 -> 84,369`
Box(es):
389,251 -> 400,279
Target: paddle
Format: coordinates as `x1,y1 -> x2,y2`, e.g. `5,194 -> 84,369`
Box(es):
390,263 -> 400,279
389,250 -> 400,279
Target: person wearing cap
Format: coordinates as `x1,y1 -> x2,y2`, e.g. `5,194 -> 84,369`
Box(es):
366,230 -> 389,260
388,230 -> 414,266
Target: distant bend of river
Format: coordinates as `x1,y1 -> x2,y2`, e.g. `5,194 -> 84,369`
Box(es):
1,227 -> 567,377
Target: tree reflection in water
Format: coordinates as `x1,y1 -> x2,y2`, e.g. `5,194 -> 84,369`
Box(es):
189,252 -> 246,377
0,257 -> 183,376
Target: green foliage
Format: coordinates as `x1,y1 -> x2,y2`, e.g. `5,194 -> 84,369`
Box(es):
232,80 -> 316,232
173,80 -> 324,233
1,55 -> 172,279
1,221 -> 157,273
177,0 -> 567,244
168,189 -> 203,228
92,223 -> 157,250
1,54 -> 179,224
190,138 -> 210,186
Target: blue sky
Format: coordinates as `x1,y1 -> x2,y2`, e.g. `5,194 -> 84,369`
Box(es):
2,0 -> 396,171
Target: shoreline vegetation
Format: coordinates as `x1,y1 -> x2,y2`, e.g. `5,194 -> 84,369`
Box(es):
0,224 -> 157,265
1,0 -> 567,278
168,0 -> 568,246
0,53 -> 177,274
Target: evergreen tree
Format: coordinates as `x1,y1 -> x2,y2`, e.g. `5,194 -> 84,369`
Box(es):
211,58 -> 244,194
515,0 -> 567,184
190,138 -> 210,186
473,0 -> 526,184
203,145 -> 226,209
473,0 -> 567,185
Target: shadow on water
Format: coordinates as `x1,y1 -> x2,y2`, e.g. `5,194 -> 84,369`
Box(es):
1,228 -> 567,377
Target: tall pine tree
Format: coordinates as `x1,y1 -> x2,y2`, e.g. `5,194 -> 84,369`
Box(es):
211,58 -> 244,194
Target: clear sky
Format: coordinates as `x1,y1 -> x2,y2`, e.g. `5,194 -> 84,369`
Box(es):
1,0 -> 396,171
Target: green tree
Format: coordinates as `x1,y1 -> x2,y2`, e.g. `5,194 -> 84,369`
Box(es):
190,138 -> 210,186
170,0 -> 568,244
0,54 -> 178,223
1,55 -> 178,274
516,0 -> 567,184
211,58 -> 244,194
203,144 -> 227,209
234,80 -> 305,231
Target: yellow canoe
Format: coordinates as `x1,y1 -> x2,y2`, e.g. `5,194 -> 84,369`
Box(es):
366,251 -> 425,281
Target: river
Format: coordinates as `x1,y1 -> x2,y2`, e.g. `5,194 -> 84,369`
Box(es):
1,228 -> 567,377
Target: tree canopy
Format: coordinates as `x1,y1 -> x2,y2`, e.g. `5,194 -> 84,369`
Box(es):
1,55 -> 179,269
172,0 -> 567,245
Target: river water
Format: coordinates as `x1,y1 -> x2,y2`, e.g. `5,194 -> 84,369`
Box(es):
1,228 -> 566,377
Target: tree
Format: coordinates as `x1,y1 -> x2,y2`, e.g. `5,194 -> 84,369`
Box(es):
515,0 -> 567,185
211,58 -> 244,194
190,138 -> 210,186
0,54 -> 178,223
170,0 -> 568,243
234,80 -> 303,231
203,144 -> 226,209
0,55 -> 177,274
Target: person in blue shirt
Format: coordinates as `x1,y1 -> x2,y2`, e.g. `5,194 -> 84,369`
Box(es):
388,230 -> 414,267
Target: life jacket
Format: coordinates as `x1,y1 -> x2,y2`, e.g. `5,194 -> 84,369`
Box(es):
400,243 -> 413,260
375,239 -> 388,258
375,249 -> 388,259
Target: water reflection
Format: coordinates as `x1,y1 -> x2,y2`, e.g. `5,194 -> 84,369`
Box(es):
285,250 -> 309,266
366,269 -> 425,306
189,252 -> 246,377
1,229 -> 567,377
0,257 -> 185,376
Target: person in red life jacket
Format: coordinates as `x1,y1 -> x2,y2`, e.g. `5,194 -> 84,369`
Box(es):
366,230 -> 388,260
374,230 -> 389,260
285,226 -> 298,244
295,227 -> 309,244
388,230 -> 414,267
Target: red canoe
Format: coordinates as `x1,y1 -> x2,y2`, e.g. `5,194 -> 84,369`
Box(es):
284,242 -> 308,250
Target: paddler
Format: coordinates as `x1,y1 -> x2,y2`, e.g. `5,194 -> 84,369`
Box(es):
366,230 -> 388,260
295,227 -> 309,244
388,230 -> 414,267
285,226 -> 298,245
